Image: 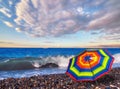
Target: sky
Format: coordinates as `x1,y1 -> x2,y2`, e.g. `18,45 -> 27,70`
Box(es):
0,0 -> 120,48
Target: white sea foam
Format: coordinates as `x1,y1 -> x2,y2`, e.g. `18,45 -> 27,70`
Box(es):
113,53 -> 120,63
0,68 -> 66,80
43,55 -> 74,67
31,55 -> 74,68
3,59 -> 10,62
31,61 -> 41,68
56,55 -> 74,67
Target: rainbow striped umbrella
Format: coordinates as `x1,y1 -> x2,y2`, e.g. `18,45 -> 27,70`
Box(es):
66,49 -> 114,81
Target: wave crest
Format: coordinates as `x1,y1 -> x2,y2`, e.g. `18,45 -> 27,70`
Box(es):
113,53 -> 120,63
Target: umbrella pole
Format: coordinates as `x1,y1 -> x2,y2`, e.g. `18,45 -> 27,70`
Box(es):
95,80 -> 98,86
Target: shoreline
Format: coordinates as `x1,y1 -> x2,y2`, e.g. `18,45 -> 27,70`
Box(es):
0,67 -> 120,89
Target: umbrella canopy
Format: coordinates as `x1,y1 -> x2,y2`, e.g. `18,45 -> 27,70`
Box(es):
66,49 -> 114,81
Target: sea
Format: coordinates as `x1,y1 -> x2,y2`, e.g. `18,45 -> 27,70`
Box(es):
0,48 -> 120,80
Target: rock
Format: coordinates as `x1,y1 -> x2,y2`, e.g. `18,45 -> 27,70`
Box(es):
95,86 -> 101,89
105,86 -> 111,89
40,63 -> 59,68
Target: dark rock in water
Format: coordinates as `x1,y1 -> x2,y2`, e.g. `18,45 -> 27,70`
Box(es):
40,63 -> 59,68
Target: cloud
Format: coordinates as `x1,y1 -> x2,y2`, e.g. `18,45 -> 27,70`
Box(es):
0,0 -> 119,40
43,41 -> 54,43
13,0 -> 91,37
102,34 -> 120,41
98,44 -> 120,48
3,21 -> 13,27
0,41 -> 14,44
87,0 -> 120,41
0,41 -> 38,48
9,1 -> 13,6
87,8 -> 120,30
0,7 -> 11,18
15,28 -> 22,32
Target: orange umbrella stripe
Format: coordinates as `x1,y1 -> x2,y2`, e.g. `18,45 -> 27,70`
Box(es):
78,52 -> 100,68
77,52 -> 101,69
80,53 -> 97,65
78,52 -> 97,65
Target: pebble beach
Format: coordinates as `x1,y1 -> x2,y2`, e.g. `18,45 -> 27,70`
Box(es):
0,67 -> 120,89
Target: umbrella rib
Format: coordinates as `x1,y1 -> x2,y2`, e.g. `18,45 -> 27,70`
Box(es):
88,60 -> 98,85
88,60 -> 94,80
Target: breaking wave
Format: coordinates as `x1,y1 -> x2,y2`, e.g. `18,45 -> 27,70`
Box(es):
113,53 -> 120,63
0,55 -> 73,71
112,53 -> 120,68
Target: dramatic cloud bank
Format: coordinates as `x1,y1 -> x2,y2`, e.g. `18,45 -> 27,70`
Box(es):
0,0 -> 120,38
